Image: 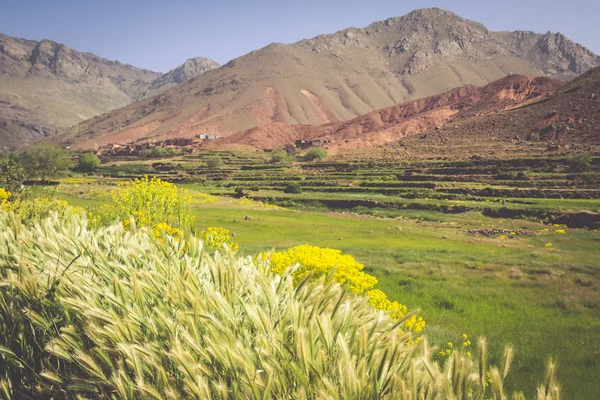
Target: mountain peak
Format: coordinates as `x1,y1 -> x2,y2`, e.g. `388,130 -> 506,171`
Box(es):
0,32 -> 218,149
174,57 -> 221,83
138,56 -> 220,99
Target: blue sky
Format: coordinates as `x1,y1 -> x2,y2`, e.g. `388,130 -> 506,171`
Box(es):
1,0 -> 599,73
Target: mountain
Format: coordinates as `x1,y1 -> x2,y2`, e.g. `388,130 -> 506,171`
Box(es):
0,34 -> 219,150
59,8 -> 600,149
213,66 -> 600,156
381,65 -> 600,159
141,57 -> 221,99
208,74 -> 563,150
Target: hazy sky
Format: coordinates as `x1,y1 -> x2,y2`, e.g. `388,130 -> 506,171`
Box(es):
2,0 -> 599,73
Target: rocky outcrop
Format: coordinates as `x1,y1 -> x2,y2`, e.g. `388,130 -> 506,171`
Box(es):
142,57 -> 220,98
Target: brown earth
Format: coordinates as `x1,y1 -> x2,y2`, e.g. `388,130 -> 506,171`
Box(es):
343,66 -> 600,160
208,74 -> 563,151
59,8 -> 600,149
0,33 -> 219,150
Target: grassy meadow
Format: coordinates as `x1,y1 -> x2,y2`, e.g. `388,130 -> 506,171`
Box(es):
51,172 -> 600,399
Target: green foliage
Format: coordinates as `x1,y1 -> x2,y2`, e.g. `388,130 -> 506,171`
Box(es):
0,212 -> 560,399
270,149 -> 293,163
76,152 -> 101,172
283,182 -> 302,194
234,187 -> 248,198
568,153 -> 592,172
206,157 -> 222,169
0,160 -> 26,195
19,143 -> 73,180
141,147 -> 181,158
303,148 -> 327,161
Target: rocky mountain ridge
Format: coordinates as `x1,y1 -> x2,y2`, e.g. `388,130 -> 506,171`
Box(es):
0,33 -> 219,149
60,8 -> 600,149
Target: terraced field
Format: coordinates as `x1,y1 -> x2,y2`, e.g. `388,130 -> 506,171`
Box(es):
97,151 -> 600,228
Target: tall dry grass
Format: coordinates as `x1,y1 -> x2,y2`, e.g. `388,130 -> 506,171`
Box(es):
0,211 -> 560,399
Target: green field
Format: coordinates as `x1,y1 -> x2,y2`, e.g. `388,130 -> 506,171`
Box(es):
52,177 -> 599,399
43,151 -> 600,398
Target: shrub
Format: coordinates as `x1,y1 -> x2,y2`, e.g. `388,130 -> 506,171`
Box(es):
303,148 -> 327,161
0,160 -> 26,195
258,245 -> 425,333
77,152 -> 101,172
234,187 -> 248,198
283,183 -> 302,194
92,175 -> 194,233
271,150 -> 293,163
0,213 -> 559,399
206,157 -> 221,169
19,142 -> 73,180
568,153 -> 592,172
3,196 -> 73,223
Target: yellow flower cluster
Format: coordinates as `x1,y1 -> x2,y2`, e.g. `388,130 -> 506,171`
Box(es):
0,187 -> 10,210
93,176 -> 194,230
367,289 -> 425,333
264,245 -> 377,293
260,245 -> 425,333
438,333 -> 472,359
555,229 -> 566,234
153,222 -> 182,239
4,197 -> 72,221
199,227 -> 239,252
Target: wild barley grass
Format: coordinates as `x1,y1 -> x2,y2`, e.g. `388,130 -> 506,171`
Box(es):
0,211 -> 560,399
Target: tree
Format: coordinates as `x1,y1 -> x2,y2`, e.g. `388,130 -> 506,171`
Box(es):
270,150 -> 292,163
568,153 -> 592,172
234,187 -> 249,198
283,183 -> 302,194
303,148 -> 327,161
20,143 -> 73,180
206,158 -> 221,169
0,160 -> 26,195
77,153 -> 101,172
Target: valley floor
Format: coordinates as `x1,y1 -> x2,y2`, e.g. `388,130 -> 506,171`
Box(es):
54,178 -> 600,399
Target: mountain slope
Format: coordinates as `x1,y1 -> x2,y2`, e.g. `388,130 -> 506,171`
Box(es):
0,34 -> 219,149
61,8 -> 600,149
390,65 -> 600,157
343,66 -> 600,159
209,74 -> 563,150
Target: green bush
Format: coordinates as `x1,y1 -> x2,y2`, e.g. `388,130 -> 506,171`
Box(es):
0,160 -> 26,195
19,143 -> 73,180
271,150 -> 293,163
0,212 -> 560,399
234,187 -> 248,198
76,153 -> 101,172
206,157 -> 222,169
283,182 -> 302,194
142,147 -> 181,158
303,148 -> 327,161
568,153 -> 592,172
